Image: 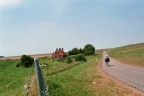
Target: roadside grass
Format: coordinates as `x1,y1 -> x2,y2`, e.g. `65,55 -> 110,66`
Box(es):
0,60 -> 31,96
45,55 -> 139,96
109,43 -> 144,67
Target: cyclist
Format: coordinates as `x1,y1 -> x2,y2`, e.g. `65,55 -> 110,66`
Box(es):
105,55 -> 110,66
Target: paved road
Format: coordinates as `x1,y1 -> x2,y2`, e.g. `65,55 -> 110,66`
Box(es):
102,53 -> 144,92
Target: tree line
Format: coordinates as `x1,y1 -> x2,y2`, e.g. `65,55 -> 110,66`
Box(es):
66,44 -> 95,64
68,44 -> 95,56
16,44 -> 95,67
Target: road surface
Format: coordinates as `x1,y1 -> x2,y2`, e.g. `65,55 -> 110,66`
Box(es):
102,53 -> 144,92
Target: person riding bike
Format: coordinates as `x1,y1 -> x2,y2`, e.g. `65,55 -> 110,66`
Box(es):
105,55 -> 110,66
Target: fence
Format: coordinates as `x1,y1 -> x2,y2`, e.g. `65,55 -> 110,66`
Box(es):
25,58 -> 49,96
34,58 -> 49,96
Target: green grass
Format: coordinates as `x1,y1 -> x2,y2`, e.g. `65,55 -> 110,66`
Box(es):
0,60 -> 31,96
109,43 -> 144,67
1,54 -> 141,96
39,58 -> 80,75
46,56 -> 101,96
44,55 -> 136,96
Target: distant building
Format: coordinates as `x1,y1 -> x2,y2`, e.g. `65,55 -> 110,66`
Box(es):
52,48 -> 67,59
0,56 -> 4,58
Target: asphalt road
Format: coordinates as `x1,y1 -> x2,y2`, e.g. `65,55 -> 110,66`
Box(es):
102,53 -> 144,92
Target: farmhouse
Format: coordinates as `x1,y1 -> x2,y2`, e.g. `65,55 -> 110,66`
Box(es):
52,48 -> 67,59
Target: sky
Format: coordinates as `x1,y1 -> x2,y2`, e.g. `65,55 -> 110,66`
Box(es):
0,0 -> 144,57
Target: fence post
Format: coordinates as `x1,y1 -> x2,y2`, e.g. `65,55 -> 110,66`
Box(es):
34,58 -> 42,96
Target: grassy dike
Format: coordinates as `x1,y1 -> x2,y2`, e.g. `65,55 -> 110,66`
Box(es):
109,43 -> 144,67
44,55 -> 139,96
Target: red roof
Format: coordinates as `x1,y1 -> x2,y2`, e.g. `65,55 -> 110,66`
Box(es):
52,48 -> 67,58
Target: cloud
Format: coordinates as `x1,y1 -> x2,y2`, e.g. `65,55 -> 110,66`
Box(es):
0,0 -> 24,8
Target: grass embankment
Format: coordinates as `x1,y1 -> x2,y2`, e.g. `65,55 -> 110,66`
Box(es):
0,60 -> 31,96
1,54 -> 143,96
42,55 -> 140,96
40,58 -> 80,75
109,43 -> 144,67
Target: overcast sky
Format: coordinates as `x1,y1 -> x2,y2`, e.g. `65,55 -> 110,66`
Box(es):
0,0 -> 144,56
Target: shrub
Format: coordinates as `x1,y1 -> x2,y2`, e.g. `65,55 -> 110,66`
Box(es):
75,54 -> 87,62
66,57 -> 73,64
16,63 -> 20,67
18,55 -> 34,68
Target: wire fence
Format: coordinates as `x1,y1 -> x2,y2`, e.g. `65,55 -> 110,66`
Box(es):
25,58 -> 49,96
34,58 -> 49,96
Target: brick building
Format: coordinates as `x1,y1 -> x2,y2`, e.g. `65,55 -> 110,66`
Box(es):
52,48 -> 67,59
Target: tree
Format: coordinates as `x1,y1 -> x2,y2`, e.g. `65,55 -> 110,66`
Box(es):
19,55 -> 34,67
83,44 -> 95,56
75,54 -> 87,62
79,48 -> 84,54
68,48 -> 80,55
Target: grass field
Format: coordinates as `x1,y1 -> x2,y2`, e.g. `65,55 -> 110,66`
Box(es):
0,60 -> 31,96
0,54 -> 143,96
109,43 -> 144,67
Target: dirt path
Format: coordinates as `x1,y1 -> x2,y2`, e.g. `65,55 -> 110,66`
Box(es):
102,52 -> 144,93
